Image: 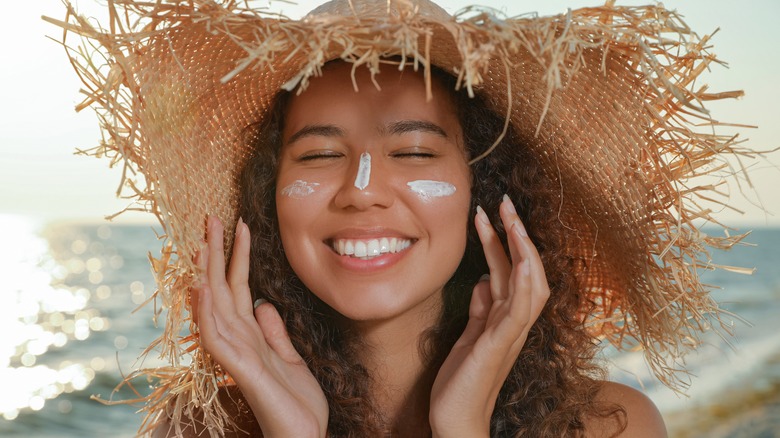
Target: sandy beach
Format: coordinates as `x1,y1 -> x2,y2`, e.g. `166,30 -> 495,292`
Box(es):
667,389 -> 780,437
665,352 -> 780,438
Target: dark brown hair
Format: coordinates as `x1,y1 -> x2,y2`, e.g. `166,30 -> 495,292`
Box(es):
237,63 -> 625,436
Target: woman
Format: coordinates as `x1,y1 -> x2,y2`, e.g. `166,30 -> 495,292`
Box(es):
53,0 -> 751,436
184,60 -> 666,436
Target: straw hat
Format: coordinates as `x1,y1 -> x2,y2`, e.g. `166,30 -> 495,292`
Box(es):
49,0 -> 756,432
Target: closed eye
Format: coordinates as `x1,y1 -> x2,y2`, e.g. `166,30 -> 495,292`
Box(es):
391,150 -> 437,159
297,151 -> 343,161
393,152 -> 435,158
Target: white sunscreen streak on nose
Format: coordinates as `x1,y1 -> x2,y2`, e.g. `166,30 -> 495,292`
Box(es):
281,180 -> 320,198
407,180 -> 456,200
354,152 -> 371,190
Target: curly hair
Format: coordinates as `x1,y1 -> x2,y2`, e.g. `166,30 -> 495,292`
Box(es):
235,63 -> 626,437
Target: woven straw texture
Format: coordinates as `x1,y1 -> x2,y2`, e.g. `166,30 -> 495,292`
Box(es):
46,0 -> 759,434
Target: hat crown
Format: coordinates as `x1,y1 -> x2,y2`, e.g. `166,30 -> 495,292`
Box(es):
306,0 -> 451,20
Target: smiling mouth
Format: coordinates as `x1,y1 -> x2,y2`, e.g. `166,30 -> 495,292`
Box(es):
329,237 -> 414,260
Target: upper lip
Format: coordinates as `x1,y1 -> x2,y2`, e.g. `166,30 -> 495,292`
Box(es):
326,227 -> 415,241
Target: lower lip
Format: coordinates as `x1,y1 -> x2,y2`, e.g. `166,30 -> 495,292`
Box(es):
327,244 -> 411,272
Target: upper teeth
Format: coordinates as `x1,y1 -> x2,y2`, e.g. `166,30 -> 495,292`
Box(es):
332,237 -> 412,258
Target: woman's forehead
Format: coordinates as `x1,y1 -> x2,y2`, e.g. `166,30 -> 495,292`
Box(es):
283,62 -> 460,136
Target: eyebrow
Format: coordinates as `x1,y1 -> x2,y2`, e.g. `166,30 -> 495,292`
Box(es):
286,124 -> 346,145
285,119 -> 449,145
385,120 -> 448,138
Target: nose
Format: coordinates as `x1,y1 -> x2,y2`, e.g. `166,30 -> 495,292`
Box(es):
333,152 -> 394,211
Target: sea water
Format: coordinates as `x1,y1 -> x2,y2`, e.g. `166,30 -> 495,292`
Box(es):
0,216 -> 778,436
606,226 -> 780,436
0,216 -> 162,436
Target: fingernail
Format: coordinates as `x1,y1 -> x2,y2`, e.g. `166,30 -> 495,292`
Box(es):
253,298 -> 267,309
236,217 -> 244,237
479,273 -> 490,282
476,205 -> 490,225
502,194 -> 517,215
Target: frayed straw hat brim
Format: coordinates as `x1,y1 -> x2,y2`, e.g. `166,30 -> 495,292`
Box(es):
46,0 -> 760,433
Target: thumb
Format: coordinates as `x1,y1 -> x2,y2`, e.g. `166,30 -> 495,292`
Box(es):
254,300 -> 304,365
455,277 -> 492,348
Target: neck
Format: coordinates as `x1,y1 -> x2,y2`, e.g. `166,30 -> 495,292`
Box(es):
350,295 -> 443,436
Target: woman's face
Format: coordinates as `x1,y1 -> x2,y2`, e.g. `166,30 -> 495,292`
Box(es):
276,62 -> 471,323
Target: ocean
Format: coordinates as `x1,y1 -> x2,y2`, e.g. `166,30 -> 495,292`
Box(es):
1,215 -> 778,437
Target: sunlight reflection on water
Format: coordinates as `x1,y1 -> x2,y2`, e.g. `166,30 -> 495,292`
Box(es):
0,216 -> 109,419
0,214 -> 160,430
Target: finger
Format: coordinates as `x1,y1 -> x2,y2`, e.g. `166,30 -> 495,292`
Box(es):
499,195 -> 544,271
206,216 -> 236,315
207,215 -> 227,286
482,258 -> 532,372
190,244 -> 206,324
469,276 -> 493,320
197,238 -> 209,286
190,289 -> 200,324
500,195 -> 549,304
499,194 -> 527,264
227,218 -> 253,315
196,284 -> 218,348
195,243 -> 222,347
474,206 -> 511,300
453,278 -> 492,348
505,256 -> 533,326
254,301 -> 304,365
527,260 -> 551,320
504,225 -> 548,328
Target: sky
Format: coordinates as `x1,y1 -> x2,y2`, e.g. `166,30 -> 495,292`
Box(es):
1,0 -> 778,226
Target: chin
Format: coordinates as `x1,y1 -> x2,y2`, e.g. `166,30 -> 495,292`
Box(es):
314,283 -> 444,326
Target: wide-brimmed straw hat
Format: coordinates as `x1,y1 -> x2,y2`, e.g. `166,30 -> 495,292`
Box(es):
49,0 -> 757,432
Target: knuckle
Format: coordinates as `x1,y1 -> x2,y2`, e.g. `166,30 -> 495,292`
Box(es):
513,320 -> 529,332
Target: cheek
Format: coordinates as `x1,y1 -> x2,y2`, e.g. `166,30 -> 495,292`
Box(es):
408,175 -> 471,243
418,188 -> 471,282
275,183 -> 325,253
275,178 -> 341,261
406,179 -> 457,202
279,179 -> 321,198
275,195 -> 299,255
432,171 -> 472,250
276,191 -> 324,290
406,162 -> 471,211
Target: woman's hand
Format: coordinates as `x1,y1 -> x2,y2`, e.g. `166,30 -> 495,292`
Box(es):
193,216 -> 328,438
429,195 -> 550,437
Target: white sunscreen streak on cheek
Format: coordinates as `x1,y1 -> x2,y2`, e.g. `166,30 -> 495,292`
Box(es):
281,180 -> 320,198
407,180 -> 456,200
354,152 -> 371,190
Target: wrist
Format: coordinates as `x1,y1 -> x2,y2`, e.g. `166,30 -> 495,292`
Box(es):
430,418 -> 488,438
431,429 -> 488,438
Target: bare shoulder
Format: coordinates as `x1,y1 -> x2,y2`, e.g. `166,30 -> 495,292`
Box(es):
584,381 -> 668,438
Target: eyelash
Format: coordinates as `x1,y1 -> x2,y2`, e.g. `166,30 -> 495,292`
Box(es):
297,152 -> 436,161
392,152 -> 436,159
298,152 -> 343,161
